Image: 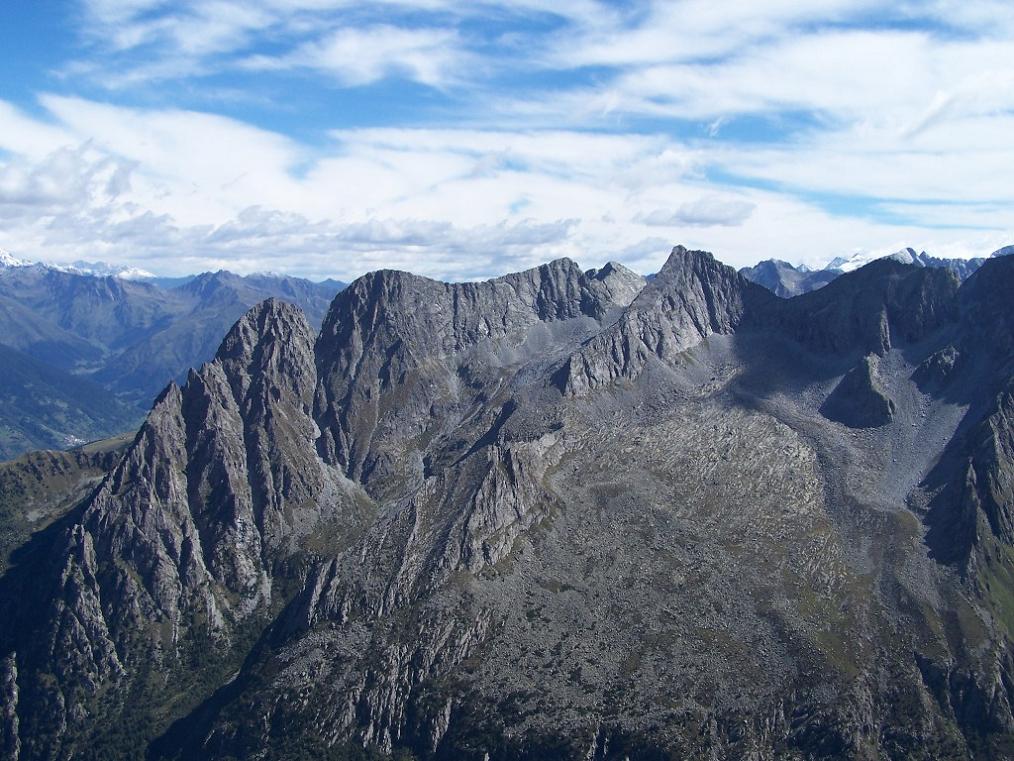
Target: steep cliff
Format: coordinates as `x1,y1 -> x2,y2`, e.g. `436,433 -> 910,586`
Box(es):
314,259 -> 642,485
0,300 -> 362,760
559,246 -> 772,394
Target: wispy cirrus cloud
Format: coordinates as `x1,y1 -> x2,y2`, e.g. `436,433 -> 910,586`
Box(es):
239,25 -> 467,87
640,198 -> 755,228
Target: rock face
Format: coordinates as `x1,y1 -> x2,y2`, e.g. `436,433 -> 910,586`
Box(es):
921,258 -> 1014,568
583,261 -> 647,308
314,259 -> 642,484
1,654 -> 17,761
560,246 -> 772,394
962,385 -> 1014,544
820,354 -> 896,428
6,248 -> 1014,760
769,259 -> 960,356
0,299 -> 361,760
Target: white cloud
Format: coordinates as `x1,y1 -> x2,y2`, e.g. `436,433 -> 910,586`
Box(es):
69,0 -> 593,88
542,0 -> 884,69
641,197 -> 755,228
241,25 -> 467,87
2,94 -> 1010,280
0,144 -> 132,211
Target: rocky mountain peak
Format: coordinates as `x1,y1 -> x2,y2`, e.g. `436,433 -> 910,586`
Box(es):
991,244 -> 1014,258
559,246 -> 771,394
589,260 -> 633,278
0,296 -> 350,758
217,296 -> 309,347
739,258 -> 839,297
314,260 -> 638,481
584,260 -> 646,310
214,297 -> 316,392
654,243 -> 707,276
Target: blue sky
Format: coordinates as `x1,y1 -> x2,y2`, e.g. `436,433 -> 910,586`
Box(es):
1,0 -> 1013,280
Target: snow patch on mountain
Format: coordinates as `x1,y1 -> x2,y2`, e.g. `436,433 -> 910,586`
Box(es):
0,249 -> 30,268
50,260 -> 157,280
0,251 -> 155,280
825,247 -> 926,272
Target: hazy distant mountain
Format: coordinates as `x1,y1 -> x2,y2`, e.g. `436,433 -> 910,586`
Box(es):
0,251 -> 156,281
991,244 -> 1014,258
0,266 -> 344,405
739,259 -> 840,297
47,260 -> 157,280
0,253 -> 193,289
4,249 -> 1014,760
0,257 -> 346,459
89,270 -> 344,401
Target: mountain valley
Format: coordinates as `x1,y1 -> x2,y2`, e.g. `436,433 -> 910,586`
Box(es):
0,258 -> 345,458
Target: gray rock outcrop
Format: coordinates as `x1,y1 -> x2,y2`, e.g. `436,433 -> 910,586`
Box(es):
820,354 -> 896,428
560,246 -> 772,394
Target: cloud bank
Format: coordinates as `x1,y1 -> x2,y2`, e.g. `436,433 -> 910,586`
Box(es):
0,0 -> 1011,279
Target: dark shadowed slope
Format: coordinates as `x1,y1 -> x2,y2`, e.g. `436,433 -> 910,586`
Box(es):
0,435 -> 131,575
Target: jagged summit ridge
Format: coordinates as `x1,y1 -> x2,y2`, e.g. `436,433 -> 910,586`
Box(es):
744,247 -> 989,299
314,258 -> 644,481
560,245 -> 772,394
584,260 -> 646,307
769,258 -> 960,356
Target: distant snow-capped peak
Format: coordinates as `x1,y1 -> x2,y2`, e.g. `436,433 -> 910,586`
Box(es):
0,249 -> 30,268
825,247 -> 925,272
0,251 -> 156,280
49,260 -> 156,280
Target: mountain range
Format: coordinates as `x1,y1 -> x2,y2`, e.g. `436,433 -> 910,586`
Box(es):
0,243 -> 1007,461
0,253 -> 345,459
1,246 -> 1014,759
740,245 -> 1010,297
736,259 -> 840,298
